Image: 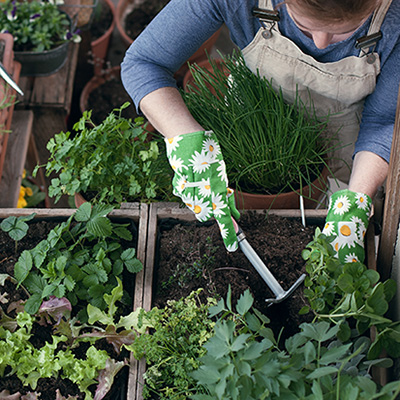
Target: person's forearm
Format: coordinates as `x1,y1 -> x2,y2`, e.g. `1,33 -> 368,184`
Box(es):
139,87 -> 204,139
348,151 -> 388,198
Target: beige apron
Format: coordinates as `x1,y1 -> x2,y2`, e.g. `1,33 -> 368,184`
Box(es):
242,0 -> 391,184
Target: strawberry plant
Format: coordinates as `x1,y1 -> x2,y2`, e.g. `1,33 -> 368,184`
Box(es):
12,202 -> 143,319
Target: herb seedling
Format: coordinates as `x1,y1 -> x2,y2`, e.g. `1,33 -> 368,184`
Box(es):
0,213 -> 36,254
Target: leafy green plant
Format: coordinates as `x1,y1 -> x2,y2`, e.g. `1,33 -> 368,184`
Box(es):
301,229 -> 400,359
13,202 -> 143,317
34,103 -> 175,205
191,288 -> 400,400
182,52 -> 338,197
0,213 -> 36,254
0,310 -> 112,399
0,0 -> 80,52
124,289 -> 217,399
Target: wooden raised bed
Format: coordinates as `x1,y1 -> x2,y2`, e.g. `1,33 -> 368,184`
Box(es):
0,203 -> 148,399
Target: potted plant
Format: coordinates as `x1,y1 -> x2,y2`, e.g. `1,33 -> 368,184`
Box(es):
182,52 -> 338,209
0,0 -> 81,76
59,0 -> 99,30
0,203 -> 147,398
115,0 -> 222,83
87,0 -> 116,76
33,103 -> 175,207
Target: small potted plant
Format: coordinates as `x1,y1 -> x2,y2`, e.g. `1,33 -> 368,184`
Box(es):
183,52 -> 338,209
0,0 -> 81,76
33,103 -> 176,207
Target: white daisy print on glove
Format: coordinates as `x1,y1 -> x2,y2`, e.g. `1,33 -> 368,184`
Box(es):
322,221 -> 335,236
203,137 -> 221,160
168,154 -> 185,172
333,194 -> 351,216
355,193 -> 369,210
345,253 -> 359,263
217,160 -> 228,184
189,150 -> 213,174
175,175 -> 188,193
212,192 -> 227,217
198,178 -> 212,198
337,221 -> 358,249
217,221 -> 229,240
192,196 -> 212,222
181,192 -> 195,211
165,135 -> 183,156
226,242 -> 238,252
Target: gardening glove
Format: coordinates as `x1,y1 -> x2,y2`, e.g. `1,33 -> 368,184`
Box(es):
165,130 -> 240,252
322,189 -> 372,264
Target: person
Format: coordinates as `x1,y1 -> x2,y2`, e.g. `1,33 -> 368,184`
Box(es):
121,0 -> 400,263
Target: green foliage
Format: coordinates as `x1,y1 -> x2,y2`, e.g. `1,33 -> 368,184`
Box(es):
302,228 -> 400,359
124,289 -> 217,399
0,311 -> 110,399
0,0 -> 80,52
182,52 -> 337,197
34,103 -> 175,205
0,213 -> 36,254
13,202 -> 143,317
190,288 -> 400,400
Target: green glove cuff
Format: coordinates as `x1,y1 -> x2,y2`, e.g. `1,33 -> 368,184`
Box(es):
165,130 -> 240,252
322,189 -> 372,264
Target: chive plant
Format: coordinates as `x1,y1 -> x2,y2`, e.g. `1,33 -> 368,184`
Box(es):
182,52 -> 338,197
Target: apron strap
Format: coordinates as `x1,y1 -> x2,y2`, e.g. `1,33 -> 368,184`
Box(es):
367,0 -> 393,35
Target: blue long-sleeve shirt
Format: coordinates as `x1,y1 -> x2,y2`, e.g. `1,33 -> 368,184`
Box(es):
121,0 -> 400,163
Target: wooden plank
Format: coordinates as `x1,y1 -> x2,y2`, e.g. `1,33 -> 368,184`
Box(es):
127,203 -> 148,400
377,85 -> 400,281
0,110 -> 33,208
16,43 -> 79,112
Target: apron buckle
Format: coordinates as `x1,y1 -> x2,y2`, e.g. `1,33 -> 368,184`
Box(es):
355,31 -> 382,63
252,7 -> 280,39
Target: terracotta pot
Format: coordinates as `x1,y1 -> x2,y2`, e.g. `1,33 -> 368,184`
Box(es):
59,0 -> 98,29
234,167 -> 329,210
116,0 -> 221,77
91,0 -> 116,76
80,65 -> 155,135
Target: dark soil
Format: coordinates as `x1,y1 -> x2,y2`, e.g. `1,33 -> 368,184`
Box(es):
89,0 -> 114,41
123,0 -> 170,41
0,217 -> 137,399
86,72 -> 139,125
154,211 -> 322,340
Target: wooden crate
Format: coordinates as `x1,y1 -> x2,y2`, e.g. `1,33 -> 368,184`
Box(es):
128,202 -> 381,400
0,203 -> 149,399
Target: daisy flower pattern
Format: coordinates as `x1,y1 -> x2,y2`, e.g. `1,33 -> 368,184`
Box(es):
355,193 -> 370,210
165,135 -> 183,156
323,189 -> 372,264
165,130 -> 240,252
203,137 -> 221,159
212,192 -> 227,217
345,253 -> 359,263
333,194 -> 351,216
189,150 -> 213,174
168,154 -> 185,172
198,178 -> 212,198
322,221 -> 335,236
192,197 -> 212,222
